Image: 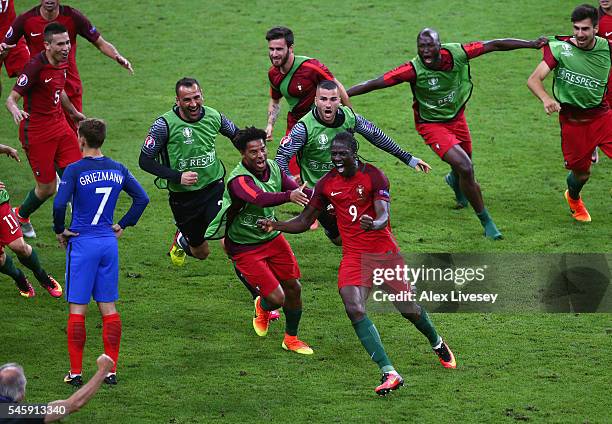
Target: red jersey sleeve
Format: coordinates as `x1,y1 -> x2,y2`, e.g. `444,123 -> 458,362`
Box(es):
67,6 -> 100,43
3,11 -> 26,45
12,56 -> 42,96
462,41 -> 486,59
270,86 -> 282,100
383,62 -> 416,86
366,165 -> 391,202
309,176 -> 330,211
302,58 -> 334,82
542,44 -> 558,70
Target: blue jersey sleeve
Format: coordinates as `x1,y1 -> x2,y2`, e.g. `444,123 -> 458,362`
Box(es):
117,165 -> 149,229
53,164 -> 77,234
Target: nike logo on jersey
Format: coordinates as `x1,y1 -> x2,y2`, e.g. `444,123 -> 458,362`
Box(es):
44,78 -> 53,83
10,227 -> 19,235
606,32 -> 612,37
30,32 -> 41,37
330,191 -> 342,196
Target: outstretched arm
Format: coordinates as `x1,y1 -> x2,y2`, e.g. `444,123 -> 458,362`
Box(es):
359,199 -> 390,231
527,61 -> 560,115
0,144 -> 20,162
481,36 -> 548,54
347,75 -> 388,97
258,205 -> 320,234
354,114 -> 431,172
44,354 -> 114,423
93,36 -> 133,74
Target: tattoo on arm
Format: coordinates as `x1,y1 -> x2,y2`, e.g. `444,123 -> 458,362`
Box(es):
268,102 -> 280,125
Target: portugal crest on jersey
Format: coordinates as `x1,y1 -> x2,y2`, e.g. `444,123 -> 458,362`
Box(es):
355,184 -> 366,201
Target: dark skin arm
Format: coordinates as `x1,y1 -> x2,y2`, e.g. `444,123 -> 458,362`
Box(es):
481,36 -> 548,53
257,205 -> 321,234
359,199 -> 389,231
348,36 -> 548,97
347,75 -> 387,97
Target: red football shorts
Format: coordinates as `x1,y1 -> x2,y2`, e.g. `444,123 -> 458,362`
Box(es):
20,126 -> 81,184
0,202 -> 23,254
338,250 -> 411,297
416,112 -> 473,159
0,38 -> 29,77
233,234 -> 300,297
560,112 -> 612,172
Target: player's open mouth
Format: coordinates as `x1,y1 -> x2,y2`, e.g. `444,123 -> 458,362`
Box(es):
334,161 -> 344,172
323,109 -> 334,119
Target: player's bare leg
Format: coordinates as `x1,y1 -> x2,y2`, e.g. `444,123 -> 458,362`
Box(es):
98,302 -> 121,384
443,146 -> 502,240
565,169 -> 592,222
15,179 -> 58,238
66,303 -> 89,387
339,285 -> 403,395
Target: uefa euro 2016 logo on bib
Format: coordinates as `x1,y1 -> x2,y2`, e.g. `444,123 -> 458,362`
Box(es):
182,127 -> 194,144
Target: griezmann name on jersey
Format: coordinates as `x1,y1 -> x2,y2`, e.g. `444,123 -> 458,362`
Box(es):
53,157 -> 148,237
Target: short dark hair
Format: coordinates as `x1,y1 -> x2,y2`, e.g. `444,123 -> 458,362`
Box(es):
332,131 -> 358,154
571,4 -> 599,26
175,77 -> 201,96
233,126 -> 267,152
318,80 -> 338,91
44,22 -> 68,43
78,118 -> 107,148
265,26 -> 294,47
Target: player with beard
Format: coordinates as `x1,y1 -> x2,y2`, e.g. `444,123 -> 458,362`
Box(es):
5,22 -> 84,238
259,132 -> 456,396
348,29 -> 548,240
527,4 -> 612,222
0,0 -> 132,132
139,77 -> 238,267
206,127 -> 313,354
265,26 -> 351,178
276,79 -> 430,245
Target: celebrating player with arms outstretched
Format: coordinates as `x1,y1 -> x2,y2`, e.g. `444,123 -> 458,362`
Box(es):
206,127 -> 313,354
276,79 -> 430,245
349,29 -> 548,240
527,4 -> 612,222
259,132 -> 455,396
54,118 -> 149,387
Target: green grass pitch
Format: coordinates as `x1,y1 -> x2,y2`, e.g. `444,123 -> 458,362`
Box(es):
0,1 -> 610,422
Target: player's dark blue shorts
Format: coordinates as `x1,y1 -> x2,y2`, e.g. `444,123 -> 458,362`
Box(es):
65,235 -> 119,304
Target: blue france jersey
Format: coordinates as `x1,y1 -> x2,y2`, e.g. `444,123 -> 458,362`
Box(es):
53,157 -> 149,237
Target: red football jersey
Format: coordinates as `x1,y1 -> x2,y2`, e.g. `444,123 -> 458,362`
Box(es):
311,163 -> 399,255
4,4 -> 100,98
268,58 -> 334,127
598,8 -> 612,40
13,52 -> 69,137
0,0 -> 16,33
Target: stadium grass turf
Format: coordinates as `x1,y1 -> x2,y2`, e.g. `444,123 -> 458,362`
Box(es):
0,1 -> 610,422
